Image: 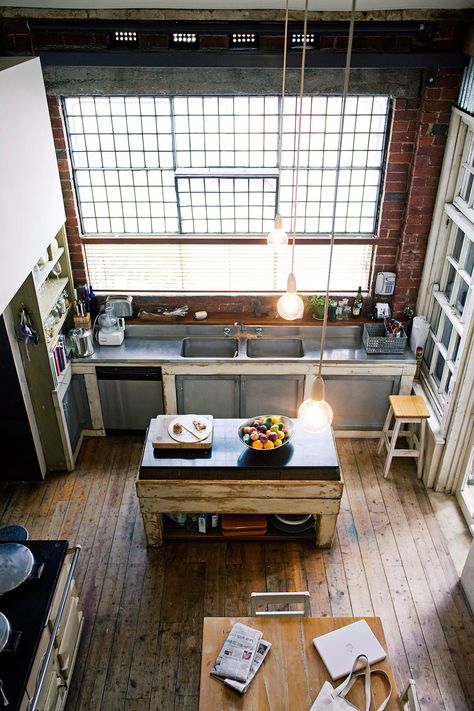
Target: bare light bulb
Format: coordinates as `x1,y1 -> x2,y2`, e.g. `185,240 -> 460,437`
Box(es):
277,273 -> 304,321
298,375 -> 333,432
267,213 -> 288,248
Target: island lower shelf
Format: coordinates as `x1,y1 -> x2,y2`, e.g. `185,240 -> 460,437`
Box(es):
162,517 -> 318,542
136,477 -> 343,548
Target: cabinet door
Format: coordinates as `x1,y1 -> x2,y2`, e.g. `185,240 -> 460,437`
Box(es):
240,375 -> 305,418
324,375 -> 401,430
62,374 -> 92,450
176,375 -> 240,417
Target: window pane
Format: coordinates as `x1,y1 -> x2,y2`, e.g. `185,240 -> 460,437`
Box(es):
423,333 -> 435,366
63,93 -> 389,237
452,227 -> 465,263
441,318 -> 453,349
434,352 -> 445,384
465,239 -> 474,275
444,264 -> 456,300
455,278 -> 469,316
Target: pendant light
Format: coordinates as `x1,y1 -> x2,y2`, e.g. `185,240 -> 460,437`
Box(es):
298,0 -> 357,432
267,0 -> 289,248
277,0 -> 309,320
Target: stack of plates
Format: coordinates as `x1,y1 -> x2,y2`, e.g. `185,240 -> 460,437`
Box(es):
269,514 -> 315,534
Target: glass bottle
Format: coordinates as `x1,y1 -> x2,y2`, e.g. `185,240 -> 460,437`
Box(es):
352,286 -> 363,319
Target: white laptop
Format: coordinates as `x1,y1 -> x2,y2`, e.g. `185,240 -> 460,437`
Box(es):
312,620 -> 386,680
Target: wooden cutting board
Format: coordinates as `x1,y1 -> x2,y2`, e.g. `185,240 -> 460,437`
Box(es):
151,415 -> 213,450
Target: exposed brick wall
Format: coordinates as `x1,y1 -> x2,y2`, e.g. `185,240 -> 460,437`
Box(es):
374,68 -> 462,317
47,96 -> 87,285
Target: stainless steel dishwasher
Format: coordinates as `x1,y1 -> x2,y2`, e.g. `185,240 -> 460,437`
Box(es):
96,366 -> 164,431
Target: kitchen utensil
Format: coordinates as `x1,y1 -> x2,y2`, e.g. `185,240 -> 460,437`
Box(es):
270,514 -> 315,533
0,543 -> 35,595
0,613 -> 11,654
68,328 -> 95,358
0,678 -> 9,705
238,415 -> 294,453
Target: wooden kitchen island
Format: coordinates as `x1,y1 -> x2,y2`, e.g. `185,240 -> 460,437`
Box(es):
136,418 -> 343,547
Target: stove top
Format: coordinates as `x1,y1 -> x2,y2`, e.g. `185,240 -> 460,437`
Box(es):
0,540 -> 68,711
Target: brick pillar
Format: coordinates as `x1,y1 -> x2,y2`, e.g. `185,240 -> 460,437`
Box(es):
47,96 -> 87,285
374,69 -> 462,318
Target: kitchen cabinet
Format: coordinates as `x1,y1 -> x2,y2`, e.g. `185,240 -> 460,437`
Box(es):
62,375 -> 92,451
9,226 -> 79,473
20,546 -> 83,711
324,375 -> 401,430
176,375 -> 240,418
176,374 -> 304,418
241,375 -> 304,418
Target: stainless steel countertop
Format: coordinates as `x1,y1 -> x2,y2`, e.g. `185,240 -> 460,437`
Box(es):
72,323 -> 416,365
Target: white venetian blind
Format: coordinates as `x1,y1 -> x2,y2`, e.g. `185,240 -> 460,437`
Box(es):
84,242 -> 373,293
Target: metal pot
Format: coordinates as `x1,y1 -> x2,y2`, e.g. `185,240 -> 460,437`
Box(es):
68,328 -> 94,357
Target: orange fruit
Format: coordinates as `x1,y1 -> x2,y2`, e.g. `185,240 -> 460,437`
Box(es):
263,440 -> 274,449
252,440 -> 263,449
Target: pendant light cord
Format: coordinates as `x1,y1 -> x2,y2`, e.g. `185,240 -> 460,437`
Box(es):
290,0 -> 309,275
276,0 -> 289,216
318,0 -> 357,375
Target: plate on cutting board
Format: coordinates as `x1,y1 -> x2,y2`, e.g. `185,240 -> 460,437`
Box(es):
168,415 -> 213,443
151,415 -> 213,449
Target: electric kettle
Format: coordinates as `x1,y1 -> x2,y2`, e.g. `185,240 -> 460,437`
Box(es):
68,328 -> 95,357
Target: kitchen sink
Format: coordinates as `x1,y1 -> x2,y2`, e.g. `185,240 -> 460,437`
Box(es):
246,338 -> 304,358
180,337 -> 239,358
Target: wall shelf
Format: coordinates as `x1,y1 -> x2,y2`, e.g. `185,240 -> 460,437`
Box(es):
33,247 -> 64,290
38,277 -> 68,322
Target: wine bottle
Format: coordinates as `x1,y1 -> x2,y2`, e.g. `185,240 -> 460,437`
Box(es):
352,287 -> 363,318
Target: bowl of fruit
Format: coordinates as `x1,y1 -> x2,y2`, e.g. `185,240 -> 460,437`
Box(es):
238,415 -> 294,452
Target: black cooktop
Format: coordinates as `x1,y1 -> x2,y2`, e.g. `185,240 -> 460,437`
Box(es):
0,540 -> 68,711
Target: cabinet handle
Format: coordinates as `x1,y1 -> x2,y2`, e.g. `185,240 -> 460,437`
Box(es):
29,546 -> 81,710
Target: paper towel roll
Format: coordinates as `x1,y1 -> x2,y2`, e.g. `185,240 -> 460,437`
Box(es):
409,316 -> 430,352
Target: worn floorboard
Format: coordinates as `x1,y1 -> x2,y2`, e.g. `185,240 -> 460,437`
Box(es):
0,435 -> 472,711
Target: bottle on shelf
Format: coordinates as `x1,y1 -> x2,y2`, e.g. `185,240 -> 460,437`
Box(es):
352,286 -> 363,319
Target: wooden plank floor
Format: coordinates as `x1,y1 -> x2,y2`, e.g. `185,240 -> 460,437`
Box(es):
1,436 -> 473,711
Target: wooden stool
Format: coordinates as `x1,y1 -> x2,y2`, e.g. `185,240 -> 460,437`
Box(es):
377,395 -> 430,479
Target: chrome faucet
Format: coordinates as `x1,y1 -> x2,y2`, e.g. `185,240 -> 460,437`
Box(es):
255,327 -> 263,338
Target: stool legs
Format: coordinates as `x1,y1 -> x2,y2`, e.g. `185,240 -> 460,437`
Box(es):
377,405 -> 393,455
417,419 -> 426,479
383,418 -> 402,479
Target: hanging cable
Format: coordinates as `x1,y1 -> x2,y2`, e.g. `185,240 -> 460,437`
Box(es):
318,0 -> 357,375
298,0 -> 357,430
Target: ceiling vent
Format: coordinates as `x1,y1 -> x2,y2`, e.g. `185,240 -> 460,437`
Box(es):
291,33 -> 317,49
109,30 -> 139,48
230,33 -> 258,49
171,32 -> 199,48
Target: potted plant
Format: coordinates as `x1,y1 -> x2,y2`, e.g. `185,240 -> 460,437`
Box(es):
310,295 -> 326,320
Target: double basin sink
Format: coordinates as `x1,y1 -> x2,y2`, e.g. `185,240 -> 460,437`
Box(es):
181,336 -> 305,359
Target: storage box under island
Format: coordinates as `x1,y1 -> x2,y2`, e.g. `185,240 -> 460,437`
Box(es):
136,417 -> 343,547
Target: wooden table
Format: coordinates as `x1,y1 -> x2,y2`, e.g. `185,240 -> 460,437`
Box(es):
199,617 -> 398,711
136,418 -> 343,547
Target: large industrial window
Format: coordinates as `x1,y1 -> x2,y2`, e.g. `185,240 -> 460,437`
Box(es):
423,118 -> 474,416
63,94 -> 389,292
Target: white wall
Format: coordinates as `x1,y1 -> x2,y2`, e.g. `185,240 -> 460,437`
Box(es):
461,539 -> 474,614
0,57 -> 65,315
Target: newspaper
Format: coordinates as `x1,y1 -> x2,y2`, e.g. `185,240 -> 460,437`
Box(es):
223,640 -> 272,694
211,623 -> 263,682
